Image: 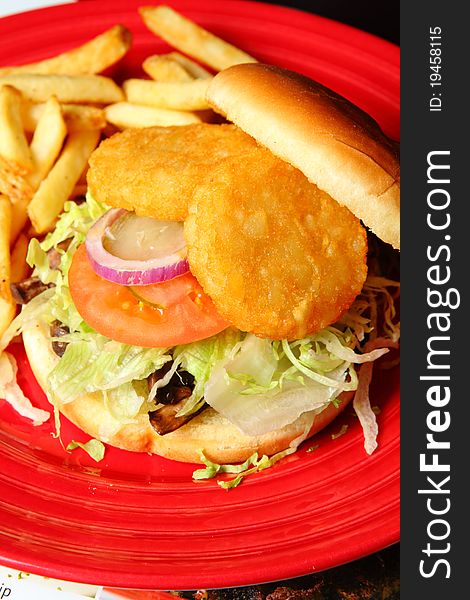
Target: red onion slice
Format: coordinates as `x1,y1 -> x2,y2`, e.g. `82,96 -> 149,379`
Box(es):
85,208 -> 189,286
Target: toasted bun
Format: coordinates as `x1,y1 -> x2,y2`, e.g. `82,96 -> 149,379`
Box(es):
207,63 -> 400,249
22,320 -> 352,464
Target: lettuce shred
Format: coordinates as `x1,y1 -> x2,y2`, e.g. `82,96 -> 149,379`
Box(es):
66,438 -> 105,462
0,352 -> 50,425
193,448 -> 297,489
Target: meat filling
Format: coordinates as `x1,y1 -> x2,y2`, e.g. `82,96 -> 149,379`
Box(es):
50,320 -> 70,357
148,364 -> 201,435
10,277 -> 53,304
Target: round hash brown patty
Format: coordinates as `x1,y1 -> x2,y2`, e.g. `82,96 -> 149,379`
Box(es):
185,149 -> 368,340
87,124 -> 259,221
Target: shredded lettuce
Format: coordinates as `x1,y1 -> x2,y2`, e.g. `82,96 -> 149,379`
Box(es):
48,334 -> 170,414
193,450 -> 260,480
353,362 -> 377,454
0,352 -> 50,425
0,287 -> 54,353
339,275 -> 400,345
104,380 -> 151,423
173,328 -> 243,416
66,438 -> 105,462
194,447 -> 297,489
201,328 -> 384,437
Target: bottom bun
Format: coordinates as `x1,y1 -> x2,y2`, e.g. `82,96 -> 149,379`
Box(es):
23,320 -> 353,464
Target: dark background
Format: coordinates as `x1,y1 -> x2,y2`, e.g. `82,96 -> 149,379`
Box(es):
260,0 -> 399,44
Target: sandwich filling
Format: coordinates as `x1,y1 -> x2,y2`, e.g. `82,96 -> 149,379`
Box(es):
1,194 -> 400,458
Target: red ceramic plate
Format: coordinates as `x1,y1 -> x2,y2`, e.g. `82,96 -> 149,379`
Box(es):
0,0 -> 400,590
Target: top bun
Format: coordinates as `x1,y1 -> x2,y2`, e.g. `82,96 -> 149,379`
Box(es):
206,63 -> 400,249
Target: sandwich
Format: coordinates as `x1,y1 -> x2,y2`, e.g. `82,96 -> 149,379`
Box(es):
2,64 -> 400,472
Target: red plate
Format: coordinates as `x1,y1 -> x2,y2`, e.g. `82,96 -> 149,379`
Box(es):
0,0 -> 399,590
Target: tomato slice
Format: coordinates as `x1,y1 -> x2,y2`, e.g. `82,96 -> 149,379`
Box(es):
68,244 -> 229,347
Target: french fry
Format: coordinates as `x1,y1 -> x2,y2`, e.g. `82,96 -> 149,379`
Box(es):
0,195 -> 16,337
21,101 -> 106,133
123,78 -> 211,110
0,25 -> 132,76
10,233 -> 31,283
28,130 -> 100,234
139,6 -> 257,71
77,165 -> 88,187
166,52 -> 212,79
9,195 -> 31,245
0,74 -> 124,104
28,96 -> 67,190
0,85 -> 33,174
0,156 -> 34,202
142,55 -> 194,82
105,102 -> 202,128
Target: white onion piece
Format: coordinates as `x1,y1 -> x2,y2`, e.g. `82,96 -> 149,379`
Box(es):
85,208 -> 189,286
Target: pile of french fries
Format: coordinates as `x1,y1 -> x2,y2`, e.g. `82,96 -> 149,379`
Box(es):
0,4 -> 256,339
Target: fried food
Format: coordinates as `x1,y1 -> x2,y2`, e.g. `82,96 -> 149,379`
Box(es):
0,85 -> 33,175
139,5 -> 257,71
0,195 -> 15,337
0,25 -> 131,76
104,102 -> 202,129
87,124 -> 259,221
142,54 -> 195,82
123,78 -> 211,111
27,96 -> 67,190
185,150 -> 368,340
21,101 -> 106,133
0,74 -> 124,104
162,52 -> 213,79
28,129 -> 100,234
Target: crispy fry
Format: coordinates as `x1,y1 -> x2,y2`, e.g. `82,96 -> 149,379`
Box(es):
123,78 -> 211,110
28,96 -> 67,190
166,52 -> 212,79
28,130 -> 100,234
1,97 -> 66,238
0,74 -> 124,104
139,6 -> 257,71
0,25 -> 132,76
0,85 -> 33,174
77,165 -> 88,186
9,195 -> 31,245
10,233 -> 31,283
105,102 -> 202,128
21,101 -> 106,133
142,55 -> 194,82
0,156 -> 34,203
0,195 -> 16,337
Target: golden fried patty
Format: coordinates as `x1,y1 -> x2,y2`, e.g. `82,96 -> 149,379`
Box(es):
185,149 -> 368,340
87,124 -> 258,221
